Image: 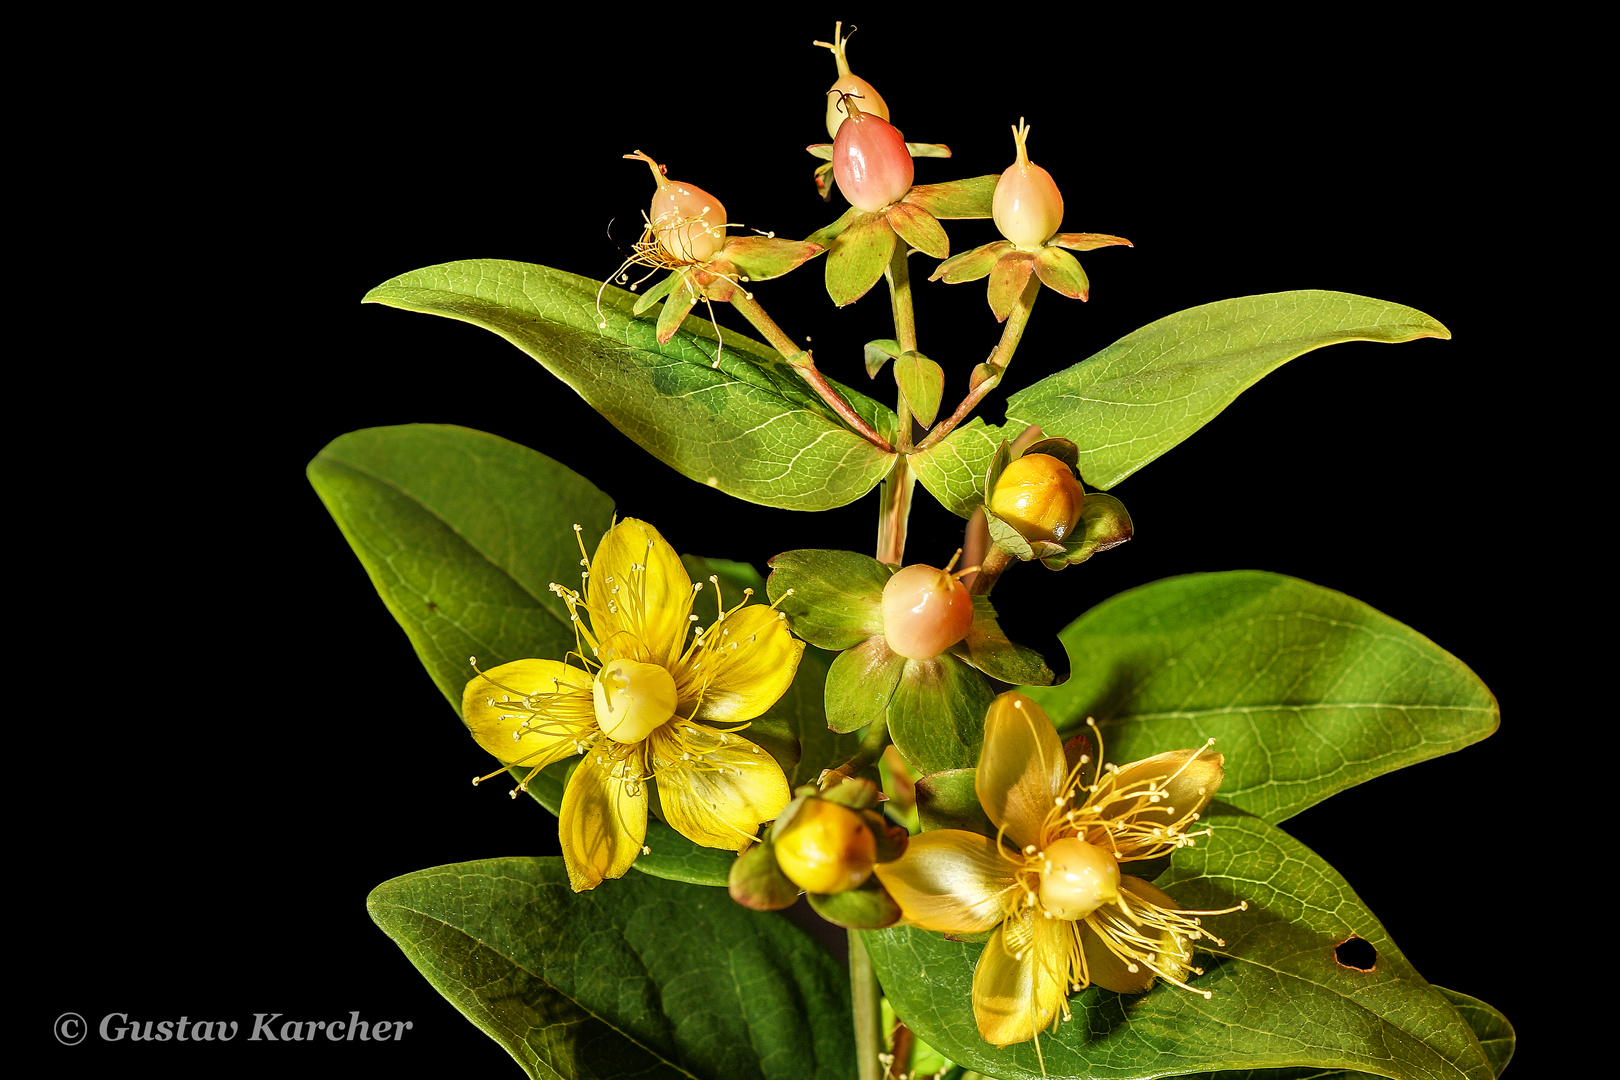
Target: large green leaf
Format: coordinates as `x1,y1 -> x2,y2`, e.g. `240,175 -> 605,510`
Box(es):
369,857 -> 853,1079
364,259 -> 897,510
1004,291 -> 1449,489
867,804 -> 1497,1080
308,424 -> 615,707
911,418 -> 1007,518
1023,572 -> 1497,823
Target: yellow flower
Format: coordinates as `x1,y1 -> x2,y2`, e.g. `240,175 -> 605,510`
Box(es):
875,692 -> 1242,1048
463,518 -> 804,891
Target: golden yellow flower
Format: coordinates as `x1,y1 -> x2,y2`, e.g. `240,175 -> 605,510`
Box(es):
463,518 -> 803,891
875,692 -> 1242,1048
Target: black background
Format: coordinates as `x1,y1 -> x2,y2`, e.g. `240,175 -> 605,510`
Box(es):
44,9 -> 1550,1076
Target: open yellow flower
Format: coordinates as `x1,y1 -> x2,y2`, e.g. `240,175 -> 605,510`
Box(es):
875,692 -> 1242,1048
463,518 -> 803,891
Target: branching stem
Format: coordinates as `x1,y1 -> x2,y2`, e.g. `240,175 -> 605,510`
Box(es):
916,274 -> 1042,451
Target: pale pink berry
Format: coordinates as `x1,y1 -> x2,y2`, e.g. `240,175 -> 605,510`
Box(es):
626,150 -> 727,264
882,564 -> 973,660
832,99 -> 913,214
992,119 -> 1064,249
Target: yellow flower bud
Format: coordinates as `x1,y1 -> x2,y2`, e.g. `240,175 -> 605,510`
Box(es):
774,799 -> 877,894
881,563 -> 973,660
989,454 -> 1084,543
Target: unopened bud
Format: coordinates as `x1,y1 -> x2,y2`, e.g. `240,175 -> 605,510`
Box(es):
773,799 -> 877,894
989,454 -> 1084,543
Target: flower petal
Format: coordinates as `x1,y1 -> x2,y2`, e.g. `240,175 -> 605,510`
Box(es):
588,518 -> 693,668
650,724 -> 789,851
559,745 -> 648,891
682,604 -> 805,725
972,911 -> 1069,1048
976,692 -> 1067,851
872,830 -> 1015,934
1081,875 -> 1195,994
1098,748 -> 1225,858
462,659 -> 595,769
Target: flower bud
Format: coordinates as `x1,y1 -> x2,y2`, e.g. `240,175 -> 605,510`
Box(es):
773,798 -> 877,894
882,563 -> 973,660
627,150 -> 727,263
989,454 -> 1083,543
992,119 -> 1063,249
832,98 -> 913,213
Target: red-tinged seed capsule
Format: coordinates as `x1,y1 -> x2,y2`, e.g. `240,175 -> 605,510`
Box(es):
990,454 -> 1084,542
992,118 -> 1064,249
882,563 -> 973,660
774,799 -> 877,894
815,22 -> 890,139
832,98 -> 913,213
626,150 -> 727,264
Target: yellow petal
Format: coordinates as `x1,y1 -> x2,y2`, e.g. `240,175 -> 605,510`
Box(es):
977,692 -> 1067,851
462,659 -> 595,769
873,830 -> 1015,934
1098,748 -> 1225,857
649,723 -> 790,851
682,604 -> 806,724
559,745 -> 648,891
588,518 -> 693,668
1080,876 -> 1194,994
972,911 -> 1069,1048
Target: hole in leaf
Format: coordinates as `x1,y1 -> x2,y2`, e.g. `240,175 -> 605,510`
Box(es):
1334,935 -> 1377,971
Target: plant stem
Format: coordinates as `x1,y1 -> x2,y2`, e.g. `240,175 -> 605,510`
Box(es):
916,274 -> 1042,452
850,929 -> 883,1080
877,244 -> 918,563
729,291 -> 895,453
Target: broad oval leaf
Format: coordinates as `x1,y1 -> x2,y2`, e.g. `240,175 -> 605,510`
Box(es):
364,259 -> 897,511
1004,291 -> 1450,489
1023,571 -> 1497,823
866,804 -> 1498,1080
308,424 -> 615,707
911,418 -> 1008,518
368,856 -> 853,1080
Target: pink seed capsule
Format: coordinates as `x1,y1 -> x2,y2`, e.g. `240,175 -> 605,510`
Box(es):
992,118 -> 1064,249
832,98 -> 913,214
882,564 -> 973,660
626,150 -> 727,264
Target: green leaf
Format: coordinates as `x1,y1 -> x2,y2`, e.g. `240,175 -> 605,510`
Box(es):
824,636 -> 907,734
1023,571 -> 1498,823
866,804 -> 1496,1080
911,419 -> 1007,518
767,549 -> 891,651
1004,291 -> 1450,490
308,424 -> 615,709
779,645 -> 864,786
369,857 -> 853,1080
914,769 -> 994,836
887,654 -> 998,774
895,351 -> 946,427
865,337 -> 902,379
363,260 -> 896,511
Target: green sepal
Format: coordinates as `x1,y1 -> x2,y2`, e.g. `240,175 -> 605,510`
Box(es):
984,505 -> 1037,561
914,768 -> 995,836
894,351 -> 945,427
984,439 -> 1013,496
767,548 -> 891,650
631,269 -> 681,315
809,880 -> 902,929
821,775 -> 883,811
1019,436 -> 1081,473
813,161 -> 835,201
955,594 -> 1055,685
885,201 -> 949,259
931,240 -> 1009,284
826,211 -> 898,307
744,716 -> 803,780
824,636 -> 907,733
864,337 -> 902,378
655,272 -> 697,343
806,204 -> 863,247
862,810 -> 909,862
987,251 -> 1035,321
728,838 -> 801,911
807,142 -> 834,161
1043,492 -> 1134,569
887,653 -> 997,774
1052,231 -> 1132,252
904,141 -> 952,159
903,175 -> 998,218
1034,244 -> 1090,300
721,235 -> 826,281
